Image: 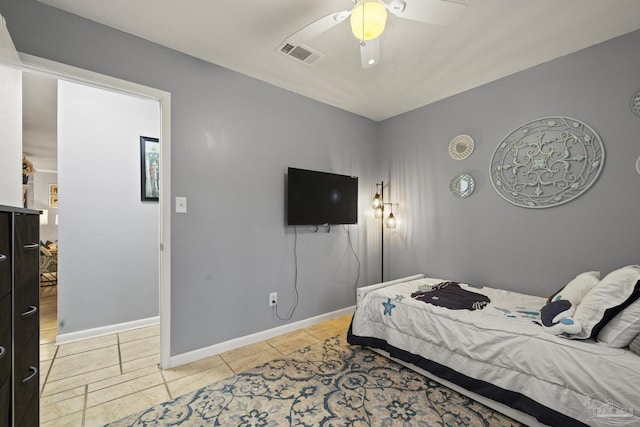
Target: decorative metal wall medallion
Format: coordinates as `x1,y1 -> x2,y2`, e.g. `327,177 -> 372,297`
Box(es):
448,135 -> 474,160
631,88 -> 640,117
489,117 -> 604,208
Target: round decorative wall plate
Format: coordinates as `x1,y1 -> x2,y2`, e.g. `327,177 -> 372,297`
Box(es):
448,135 -> 474,160
450,173 -> 475,198
489,117 -> 605,208
636,156 -> 640,175
631,88 -> 640,117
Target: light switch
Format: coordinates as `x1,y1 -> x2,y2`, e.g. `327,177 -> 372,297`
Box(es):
176,197 -> 187,213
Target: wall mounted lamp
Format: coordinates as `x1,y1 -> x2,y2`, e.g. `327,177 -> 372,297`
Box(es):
372,181 -> 398,282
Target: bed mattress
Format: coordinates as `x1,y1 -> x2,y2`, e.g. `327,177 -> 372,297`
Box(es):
348,277 -> 640,426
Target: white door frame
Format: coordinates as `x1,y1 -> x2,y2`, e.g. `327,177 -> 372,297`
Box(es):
20,53 -> 172,368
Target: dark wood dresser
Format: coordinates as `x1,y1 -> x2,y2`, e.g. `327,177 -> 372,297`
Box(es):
0,205 -> 40,427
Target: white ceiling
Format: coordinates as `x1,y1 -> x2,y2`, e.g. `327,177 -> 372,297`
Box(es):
35,0 -> 640,122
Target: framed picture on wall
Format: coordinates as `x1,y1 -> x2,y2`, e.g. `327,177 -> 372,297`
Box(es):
140,136 -> 160,201
49,184 -> 58,207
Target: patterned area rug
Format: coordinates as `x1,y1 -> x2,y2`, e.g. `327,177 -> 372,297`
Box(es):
109,335 -> 523,426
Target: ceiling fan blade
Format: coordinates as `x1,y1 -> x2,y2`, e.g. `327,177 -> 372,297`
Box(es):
360,37 -> 380,68
385,0 -> 467,26
287,10 -> 352,44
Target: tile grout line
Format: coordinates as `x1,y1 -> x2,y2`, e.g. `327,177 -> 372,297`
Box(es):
219,354 -> 237,375
81,384 -> 88,427
160,370 -> 173,400
266,339 -> 285,357
117,333 -> 123,375
40,344 -> 59,397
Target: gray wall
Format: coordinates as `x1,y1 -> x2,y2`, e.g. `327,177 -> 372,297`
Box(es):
0,0 -> 378,355
379,29 -> 640,296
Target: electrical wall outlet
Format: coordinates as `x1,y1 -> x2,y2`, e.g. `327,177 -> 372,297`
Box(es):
269,292 -> 277,307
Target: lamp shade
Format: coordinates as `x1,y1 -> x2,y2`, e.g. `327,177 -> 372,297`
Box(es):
372,193 -> 382,209
386,212 -> 397,228
350,1 -> 387,41
374,206 -> 384,219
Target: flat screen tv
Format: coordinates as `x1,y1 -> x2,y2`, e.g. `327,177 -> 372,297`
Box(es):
287,167 -> 358,225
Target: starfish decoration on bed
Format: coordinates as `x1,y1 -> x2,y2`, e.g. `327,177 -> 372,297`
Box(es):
382,298 -> 397,316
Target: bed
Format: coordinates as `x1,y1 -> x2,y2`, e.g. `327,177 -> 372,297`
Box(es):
347,272 -> 640,427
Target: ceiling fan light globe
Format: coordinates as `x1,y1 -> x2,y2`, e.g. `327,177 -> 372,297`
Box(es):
350,1 -> 387,41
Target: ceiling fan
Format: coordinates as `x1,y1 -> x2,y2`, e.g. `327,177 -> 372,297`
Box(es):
277,0 -> 467,68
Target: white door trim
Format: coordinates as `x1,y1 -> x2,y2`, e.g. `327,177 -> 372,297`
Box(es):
19,52 -> 173,369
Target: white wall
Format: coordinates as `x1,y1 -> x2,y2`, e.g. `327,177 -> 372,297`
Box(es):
0,15 -> 22,207
57,80 -> 160,334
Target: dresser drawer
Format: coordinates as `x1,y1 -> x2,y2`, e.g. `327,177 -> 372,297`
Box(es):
15,389 -> 38,427
0,377 -> 10,427
0,293 -> 11,385
0,295 -> 10,427
13,274 -> 39,356
0,212 -> 10,299
13,214 -> 39,294
13,331 -> 39,425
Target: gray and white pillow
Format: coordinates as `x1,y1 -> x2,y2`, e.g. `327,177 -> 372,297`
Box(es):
598,298 -> 640,347
573,265 -> 640,341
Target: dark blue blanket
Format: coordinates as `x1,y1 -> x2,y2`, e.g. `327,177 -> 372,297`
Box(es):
410,281 -> 490,310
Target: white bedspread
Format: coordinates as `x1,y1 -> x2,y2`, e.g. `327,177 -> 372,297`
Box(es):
350,277 -> 640,426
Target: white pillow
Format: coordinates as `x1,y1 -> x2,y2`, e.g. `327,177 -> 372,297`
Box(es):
549,271 -> 600,305
598,299 -> 640,347
573,265 -> 640,340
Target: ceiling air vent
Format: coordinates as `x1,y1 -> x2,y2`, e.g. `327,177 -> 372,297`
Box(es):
277,42 -> 323,66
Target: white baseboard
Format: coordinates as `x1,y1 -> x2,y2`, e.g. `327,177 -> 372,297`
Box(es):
55,316 -> 160,345
165,306 -> 355,369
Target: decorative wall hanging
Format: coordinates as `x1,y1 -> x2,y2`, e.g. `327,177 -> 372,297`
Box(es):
489,117 -> 604,208
631,88 -> 640,117
636,156 -> 640,175
450,173 -> 475,198
448,134 -> 474,160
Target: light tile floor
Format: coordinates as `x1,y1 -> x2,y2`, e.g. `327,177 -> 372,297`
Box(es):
39,286 -> 353,426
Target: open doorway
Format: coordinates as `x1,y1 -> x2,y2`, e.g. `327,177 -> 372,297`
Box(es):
22,71 -> 59,343
24,71 -> 161,340
20,54 -> 171,369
